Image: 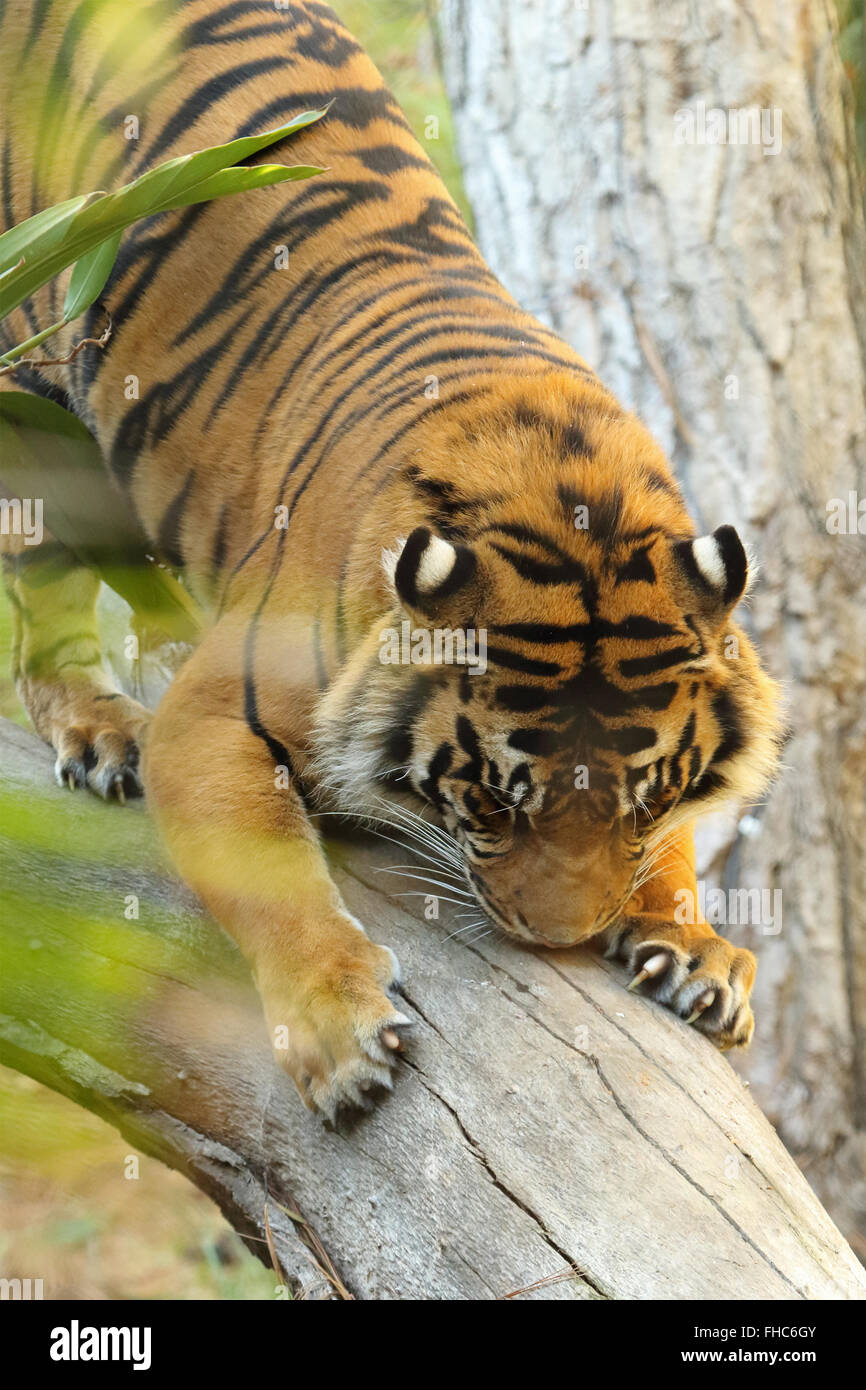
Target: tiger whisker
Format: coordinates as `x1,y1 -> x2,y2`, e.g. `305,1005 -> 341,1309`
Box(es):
376,862 -> 467,884
310,810 -> 462,876
444,919 -> 488,942
368,827 -> 462,874
464,926 -> 495,944
371,795 -> 461,859
375,867 -> 474,899
375,763 -> 415,783
630,846 -> 678,893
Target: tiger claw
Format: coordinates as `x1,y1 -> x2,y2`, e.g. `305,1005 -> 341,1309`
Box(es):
66,771 -> 76,792
686,989 -> 716,1025
627,951 -> 670,991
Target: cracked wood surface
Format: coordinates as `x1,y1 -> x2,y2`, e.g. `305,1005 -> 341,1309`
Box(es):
1,718 -> 865,1300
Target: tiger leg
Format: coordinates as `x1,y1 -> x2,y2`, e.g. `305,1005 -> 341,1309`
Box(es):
1,525 -> 149,800
599,826 -> 756,1049
143,621 -> 409,1116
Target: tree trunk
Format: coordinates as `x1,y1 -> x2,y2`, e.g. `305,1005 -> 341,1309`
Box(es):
436,0 -> 866,1260
1,718 -> 865,1299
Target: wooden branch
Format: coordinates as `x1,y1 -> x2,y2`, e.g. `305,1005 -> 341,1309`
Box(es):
1,717 -> 864,1301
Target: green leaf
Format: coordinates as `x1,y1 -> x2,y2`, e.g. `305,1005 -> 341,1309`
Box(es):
62,231 -> 122,322
0,192 -> 102,276
0,258 -> 24,286
151,162 -> 325,214
0,108 -> 327,321
116,106 -> 328,219
0,390 -> 96,440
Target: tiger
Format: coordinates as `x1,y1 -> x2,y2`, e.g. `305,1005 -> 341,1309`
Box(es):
0,0 -> 781,1117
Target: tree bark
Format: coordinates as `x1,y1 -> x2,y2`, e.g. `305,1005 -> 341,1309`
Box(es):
436,0 -> 866,1259
1,718 -> 865,1299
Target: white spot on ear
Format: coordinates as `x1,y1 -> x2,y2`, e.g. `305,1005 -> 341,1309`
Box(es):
692,535 -> 726,588
415,533 -> 457,593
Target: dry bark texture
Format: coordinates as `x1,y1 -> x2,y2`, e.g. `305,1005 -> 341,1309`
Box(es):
436,0 -> 866,1257
1,719 -> 865,1299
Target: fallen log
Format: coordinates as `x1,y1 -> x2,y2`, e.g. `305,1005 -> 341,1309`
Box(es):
1,717 -> 863,1300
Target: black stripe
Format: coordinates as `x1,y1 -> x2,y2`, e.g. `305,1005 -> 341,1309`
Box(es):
507,728 -> 565,757
184,1 -> 289,48
491,616 -> 679,644
420,741 -> 453,810
488,540 -> 597,590
608,726 -> 658,756
109,306 -> 255,483
710,689 -> 744,764
645,469 -> 682,498
562,420 -> 594,456
382,672 -> 436,769
495,686 -> 553,714
355,143 -> 431,175
454,713 -> 483,782
619,645 -> 696,678
230,85 -> 409,143
243,620 -> 294,773
211,503 -> 230,573
23,631 -> 100,669
483,645 -> 562,677
133,57 -> 290,174
481,523 -> 569,558
109,206 -> 209,340
23,0 -> 52,54
176,180 -> 391,349
557,483 -> 623,543
156,471 -> 195,568
615,546 -> 656,585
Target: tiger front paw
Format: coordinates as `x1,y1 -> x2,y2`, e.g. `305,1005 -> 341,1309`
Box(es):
53,692 -> 150,803
258,931 -> 411,1120
603,916 -> 756,1050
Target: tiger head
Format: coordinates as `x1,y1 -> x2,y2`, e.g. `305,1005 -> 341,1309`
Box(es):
313,383 -> 782,947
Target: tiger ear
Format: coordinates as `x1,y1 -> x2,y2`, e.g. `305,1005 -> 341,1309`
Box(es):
389,526 -> 478,617
673,525 -> 751,616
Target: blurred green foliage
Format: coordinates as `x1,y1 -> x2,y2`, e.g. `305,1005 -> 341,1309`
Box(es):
339,0 -> 472,225
0,1066 -> 278,1299
838,0 -> 866,198
0,590 -> 22,722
